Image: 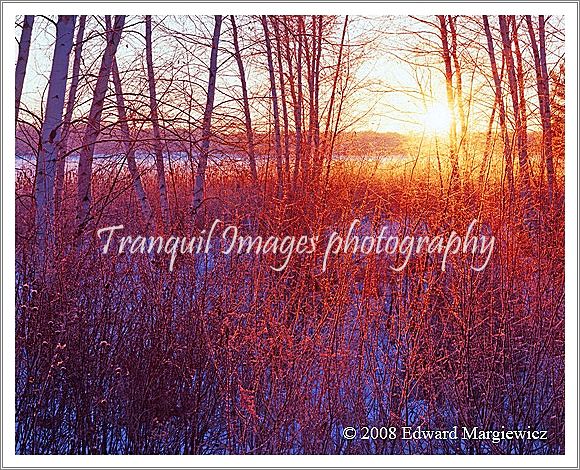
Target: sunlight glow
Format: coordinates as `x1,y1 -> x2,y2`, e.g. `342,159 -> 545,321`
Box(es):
422,103 -> 452,136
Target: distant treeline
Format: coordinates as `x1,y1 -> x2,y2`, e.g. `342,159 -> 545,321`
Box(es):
16,124 -> 412,158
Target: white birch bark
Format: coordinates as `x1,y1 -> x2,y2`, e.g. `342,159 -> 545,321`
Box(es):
15,15 -> 34,124
55,15 -> 86,213
35,15 -> 75,253
77,15 -> 125,229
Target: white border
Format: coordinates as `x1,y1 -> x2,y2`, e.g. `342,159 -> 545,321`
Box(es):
2,2 -> 578,468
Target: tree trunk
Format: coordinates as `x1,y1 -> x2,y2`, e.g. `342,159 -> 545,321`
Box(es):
437,15 -> 459,186
304,17 -> 315,185
272,17 -> 291,185
55,15 -> 86,214
479,85 -> 499,189
483,15 -> 514,200
76,15 -> 125,229
282,17 -> 303,192
511,17 -> 530,199
230,16 -> 258,182
261,15 -> 284,199
498,15 -> 532,210
296,17 -> 307,186
538,15 -> 555,205
323,16 -> 349,188
111,56 -> 154,230
15,15 -> 34,124
448,16 -> 467,153
35,15 -> 75,254
145,15 -> 171,229
193,15 -> 222,220
312,15 -> 323,184
527,15 -> 555,205
327,68 -> 349,187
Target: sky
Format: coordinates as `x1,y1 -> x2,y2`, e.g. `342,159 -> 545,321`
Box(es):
15,15 -> 564,135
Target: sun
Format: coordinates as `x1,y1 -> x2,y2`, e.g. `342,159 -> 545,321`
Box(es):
421,103 -> 452,136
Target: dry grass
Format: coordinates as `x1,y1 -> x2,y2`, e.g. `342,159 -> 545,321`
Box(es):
15,151 -> 564,454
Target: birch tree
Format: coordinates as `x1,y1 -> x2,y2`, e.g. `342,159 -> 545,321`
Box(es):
112,56 -> 154,229
55,15 -> 86,213
261,15 -> 284,198
538,15 -> 554,205
311,16 -> 323,182
483,15 -> 514,199
230,15 -> 258,182
322,16 -> 348,186
145,15 -> 171,228
511,17 -> 530,200
35,15 -> 75,253
498,15 -> 532,209
448,16 -> 467,154
436,15 -> 459,186
193,15 -> 222,220
76,15 -> 125,229
303,17 -> 314,183
478,83 -> 499,189
15,15 -> 34,124
272,17 -> 291,184
282,16 -> 303,191
526,15 -> 555,204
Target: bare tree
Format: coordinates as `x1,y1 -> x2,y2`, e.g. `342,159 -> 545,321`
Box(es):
436,15 -> 459,186
526,15 -> 555,205
261,15 -> 284,198
282,16 -> 303,191
538,15 -> 554,205
304,17 -> 315,184
35,15 -> 75,254
15,15 -> 34,124
272,17 -> 291,184
311,16 -> 323,183
193,15 -> 223,221
483,15 -> 514,200
111,56 -> 154,229
448,16 -> 467,154
145,15 -> 171,228
322,16 -> 349,187
295,17 -> 306,188
76,15 -> 125,229
511,17 -> 530,198
478,82 -> 499,189
230,16 -> 258,182
55,15 -> 86,214
498,15 -> 532,211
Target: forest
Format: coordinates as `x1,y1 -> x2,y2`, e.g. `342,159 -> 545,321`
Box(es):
15,14 -> 564,454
